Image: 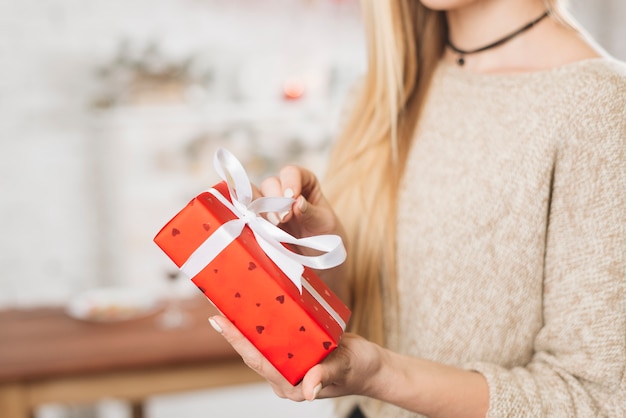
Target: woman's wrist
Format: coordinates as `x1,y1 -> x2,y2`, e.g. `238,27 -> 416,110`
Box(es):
362,347 -> 489,418
357,341 -> 392,399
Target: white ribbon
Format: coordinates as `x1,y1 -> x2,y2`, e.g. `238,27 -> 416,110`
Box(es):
180,148 -> 347,294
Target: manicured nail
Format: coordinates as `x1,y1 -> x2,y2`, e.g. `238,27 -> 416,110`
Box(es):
297,195 -> 308,213
279,210 -> 289,222
208,317 -> 223,333
283,188 -> 294,198
311,383 -> 322,400
267,212 -> 280,226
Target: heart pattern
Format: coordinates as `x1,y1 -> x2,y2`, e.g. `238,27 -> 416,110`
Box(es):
157,183 -> 349,387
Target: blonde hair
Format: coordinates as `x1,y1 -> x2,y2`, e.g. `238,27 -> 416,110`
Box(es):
325,0 -> 571,345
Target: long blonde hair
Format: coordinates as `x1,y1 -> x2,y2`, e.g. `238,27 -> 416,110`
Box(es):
324,0 -> 572,346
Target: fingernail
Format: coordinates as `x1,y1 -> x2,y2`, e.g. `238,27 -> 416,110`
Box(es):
267,212 -> 280,226
297,195 -> 308,213
279,210 -> 289,222
311,383 -> 322,400
283,188 -> 294,198
208,317 -> 223,333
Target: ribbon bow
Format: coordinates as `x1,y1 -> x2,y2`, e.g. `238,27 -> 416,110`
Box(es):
180,148 -> 346,293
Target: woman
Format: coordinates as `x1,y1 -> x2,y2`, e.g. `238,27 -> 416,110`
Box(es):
209,0 -> 626,416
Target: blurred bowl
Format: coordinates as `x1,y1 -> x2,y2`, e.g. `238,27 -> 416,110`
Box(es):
66,287 -> 164,323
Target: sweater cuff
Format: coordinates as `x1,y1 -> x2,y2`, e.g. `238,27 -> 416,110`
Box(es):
462,361 -> 541,418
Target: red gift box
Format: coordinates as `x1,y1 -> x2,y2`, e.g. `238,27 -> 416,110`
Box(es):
154,150 -> 350,385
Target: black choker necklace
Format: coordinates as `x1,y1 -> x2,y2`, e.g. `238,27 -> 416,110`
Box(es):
447,11 -> 549,66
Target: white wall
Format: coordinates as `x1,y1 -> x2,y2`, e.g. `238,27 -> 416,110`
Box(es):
0,0 -> 365,307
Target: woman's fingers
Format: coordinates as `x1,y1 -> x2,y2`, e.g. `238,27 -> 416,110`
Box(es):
209,315 -> 310,401
209,317 -> 377,403
301,334 -> 381,401
209,316 -> 276,378
279,165 -> 326,207
264,166 -> 334,228
251,184 -> 263,200
258,165 -> 345,243
260,176 -> 283,225
259,168 -> 295,225
301,343 -> 351,400
260,176 -> 284,198
278,165 -> 304,198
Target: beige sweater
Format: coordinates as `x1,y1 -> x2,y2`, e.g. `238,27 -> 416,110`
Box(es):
360,59 -> 626,417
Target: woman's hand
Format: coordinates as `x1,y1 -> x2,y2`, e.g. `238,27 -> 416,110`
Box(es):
259,165 -> 351,303
260,165 -> 345,242
208,315 -> 385,402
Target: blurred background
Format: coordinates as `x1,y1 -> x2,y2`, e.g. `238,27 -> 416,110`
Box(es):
0,0 -> 624,417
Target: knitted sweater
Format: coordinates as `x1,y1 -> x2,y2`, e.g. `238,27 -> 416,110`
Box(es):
360,59 -> 626,417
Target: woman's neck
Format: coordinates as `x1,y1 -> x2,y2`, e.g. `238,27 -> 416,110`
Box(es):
442,0 -> 599,73
445,1 -> 546,51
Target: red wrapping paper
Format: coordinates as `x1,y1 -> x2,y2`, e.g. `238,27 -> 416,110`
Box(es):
154,181 -> 351,385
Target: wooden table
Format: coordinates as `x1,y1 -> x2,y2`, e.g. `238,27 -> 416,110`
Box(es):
0,297 -> 263,418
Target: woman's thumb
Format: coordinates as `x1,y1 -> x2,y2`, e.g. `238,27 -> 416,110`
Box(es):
292,194 -> 337,235
295,195 -> 309,214
291,195 -> 318,226
294,195 -> 324,227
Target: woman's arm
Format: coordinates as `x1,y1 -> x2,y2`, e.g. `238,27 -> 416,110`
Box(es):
459,74 -> 626,417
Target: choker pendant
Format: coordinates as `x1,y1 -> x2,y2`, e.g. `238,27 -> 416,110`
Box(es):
446,11 -> 549,67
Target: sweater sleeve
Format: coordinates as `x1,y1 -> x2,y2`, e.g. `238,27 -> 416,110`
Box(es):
464,77 -> 626,417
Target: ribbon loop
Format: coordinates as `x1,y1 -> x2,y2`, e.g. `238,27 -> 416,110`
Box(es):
182,148 -> 346,293
214,148 -> 253,206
